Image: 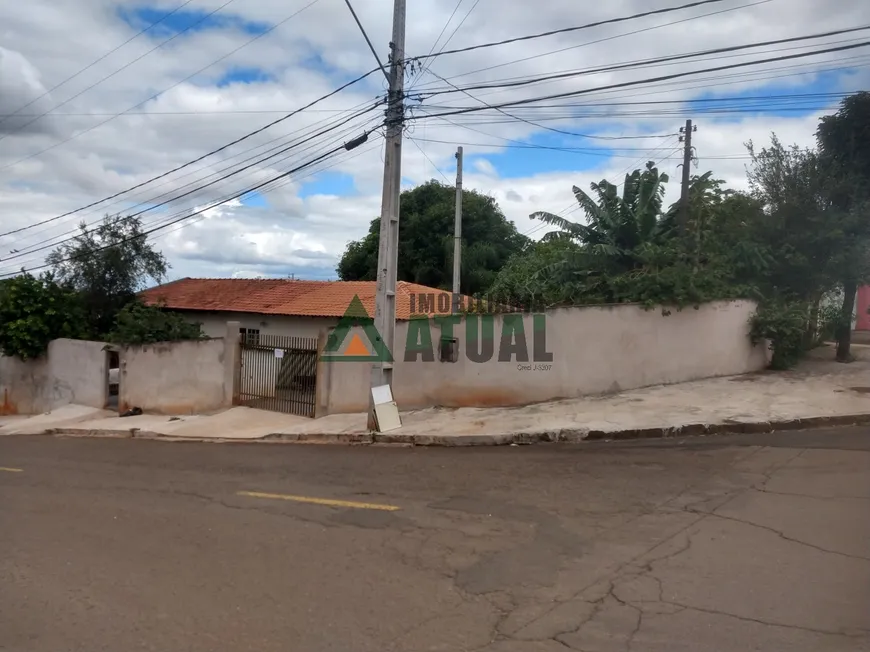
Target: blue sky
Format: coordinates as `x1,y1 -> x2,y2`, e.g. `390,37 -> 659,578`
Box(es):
118,6 -> 271,39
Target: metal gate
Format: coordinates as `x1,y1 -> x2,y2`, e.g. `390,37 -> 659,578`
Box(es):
236,334 -> 318,417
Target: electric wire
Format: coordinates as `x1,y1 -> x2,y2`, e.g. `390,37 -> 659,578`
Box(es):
1,109 -> 384,262
0,109 -> 383,265
0,68 -> 383,238
409,41 -> 870,121
0,0 -> 323,166
0,142 -> 366,278
0,0 -> 197,128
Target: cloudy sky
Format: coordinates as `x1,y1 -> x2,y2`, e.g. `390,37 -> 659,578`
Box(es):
1,0 -> 867,282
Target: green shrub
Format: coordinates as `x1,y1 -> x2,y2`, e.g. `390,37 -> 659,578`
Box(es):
749,302 -> 807,370
107,301 -> 205,346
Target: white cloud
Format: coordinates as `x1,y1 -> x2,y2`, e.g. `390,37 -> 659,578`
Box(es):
0,0 -> 866,279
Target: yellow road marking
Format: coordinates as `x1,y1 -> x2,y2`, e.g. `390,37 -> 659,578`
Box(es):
237,491 -> 400,511
0,467 -> 23,473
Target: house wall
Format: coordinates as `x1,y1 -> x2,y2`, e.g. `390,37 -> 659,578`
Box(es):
178,310 -> 337,339
318,300 -> 767,415
119,323 -> 240,415
0,339 -> 108,415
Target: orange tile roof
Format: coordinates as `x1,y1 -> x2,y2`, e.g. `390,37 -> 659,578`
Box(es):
139,278 -> 474,320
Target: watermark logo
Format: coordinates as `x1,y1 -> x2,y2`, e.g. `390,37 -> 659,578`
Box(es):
322,294 -> 554,367
321,295 -> 393,362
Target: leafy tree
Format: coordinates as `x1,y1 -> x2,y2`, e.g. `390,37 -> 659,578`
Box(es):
530,161 -> 671,276
47,214 -> 168,338
0,272 -> 85,360
745,136 -> 839,303
107,301 -> 205,346
336,180 -> 527,295
816,91 -> 870,361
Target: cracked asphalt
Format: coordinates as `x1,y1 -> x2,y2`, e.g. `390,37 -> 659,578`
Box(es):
1,427 -> 869,652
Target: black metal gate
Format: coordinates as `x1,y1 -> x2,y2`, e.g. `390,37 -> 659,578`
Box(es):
236,334 -> 318,417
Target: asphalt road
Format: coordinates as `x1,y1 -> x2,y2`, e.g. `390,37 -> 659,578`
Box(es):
2,428 -> 869,652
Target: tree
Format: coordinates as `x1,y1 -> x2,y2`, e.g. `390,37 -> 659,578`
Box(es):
107,301 -> 205,346
531,161 -> 671,276
745,135 -> 840,304
0,273 -> 85,360
47,214 -> 168,338
336,180 -> 527,295
522,162 -> 677,304
816,92 -> 870,362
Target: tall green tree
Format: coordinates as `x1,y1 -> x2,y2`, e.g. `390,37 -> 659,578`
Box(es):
816,91 -> 870,361
336,180 -> 527,295
744,135 -> 839,304
47,214 -> 168,338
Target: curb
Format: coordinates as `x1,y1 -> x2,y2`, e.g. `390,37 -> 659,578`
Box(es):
10,412 -> 870,446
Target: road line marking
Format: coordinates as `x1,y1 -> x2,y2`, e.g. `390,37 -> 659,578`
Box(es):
237,491 -> 400,511
0,467 -> 23,473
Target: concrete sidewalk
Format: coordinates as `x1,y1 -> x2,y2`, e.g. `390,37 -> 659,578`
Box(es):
3,345 -> 870,445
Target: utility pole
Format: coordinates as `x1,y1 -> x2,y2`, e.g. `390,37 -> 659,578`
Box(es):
678,119 -> 695,233
368,0 -> 406,429
452,146 -> 463,313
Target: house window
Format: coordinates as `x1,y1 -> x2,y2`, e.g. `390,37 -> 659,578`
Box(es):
439,337 -> 458,363
240,328 -> 261,345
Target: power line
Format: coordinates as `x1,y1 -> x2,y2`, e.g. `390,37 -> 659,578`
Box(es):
408,137 -> 451,183
0,110 -> 381,264
149,135 -> 384,245
0,0 -> 322,166
0,140 -> 370,279
417,26 -> 870,99
410,0 -> 771,91
424,91 -> 851,111
411,135 -> 697,157
1,104 -> 382,257
0,68 -> 382,238
405,0 -> 730,62
410,0 -> 465,87
434,0 -> 481,55
0,0 -> 240,143
410,40 -> 870,121
0,0 -> 197,128
2,110 -> 384,260
418,35 -> 869,102
421,67 -> 678,144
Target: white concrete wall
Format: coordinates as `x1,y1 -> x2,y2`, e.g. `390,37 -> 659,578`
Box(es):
119,333 -> 238,415
0,354 -> 49,415
0,339 -> 108,414
177,310 -> 337,339
318,300 -> 768,414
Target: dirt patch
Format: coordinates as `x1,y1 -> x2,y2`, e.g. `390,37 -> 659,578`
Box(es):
849,387 -> 870,394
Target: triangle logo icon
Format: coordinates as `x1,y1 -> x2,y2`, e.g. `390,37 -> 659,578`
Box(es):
344,333 -> 371,357
321,295 -> 393,363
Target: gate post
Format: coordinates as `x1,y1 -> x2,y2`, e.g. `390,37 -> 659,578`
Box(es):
224,321 -> 241,406
314,329 -> 329,419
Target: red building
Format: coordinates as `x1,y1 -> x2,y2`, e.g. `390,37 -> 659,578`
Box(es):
855,286 -> 870,331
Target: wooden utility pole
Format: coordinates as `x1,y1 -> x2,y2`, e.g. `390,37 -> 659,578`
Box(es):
452,146 -> 463,313
368,0 -> 406,429
678,119 -> 695,233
